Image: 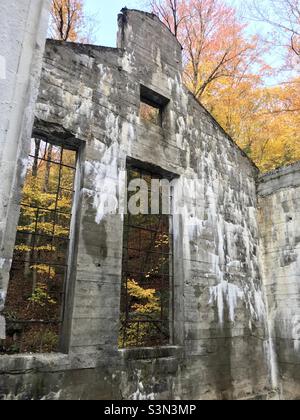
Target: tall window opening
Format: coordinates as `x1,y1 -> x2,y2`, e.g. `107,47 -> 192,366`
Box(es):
0,137 -> 77,354
119,165 -> 174,348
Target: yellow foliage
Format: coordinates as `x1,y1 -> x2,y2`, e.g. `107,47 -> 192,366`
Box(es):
201,75 -> 300,172
14,244 -> 54,253
28,283 -> 57,307
119,279 -> 162,347
127,279 -> 160,314
155,234 -> 169,248
30,265 -> 56,279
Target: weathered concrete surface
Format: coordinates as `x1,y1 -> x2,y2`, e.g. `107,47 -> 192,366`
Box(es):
0,9 -> 273,400
0,0 -> 50,332
0,9 -> 293,400
258,163 -> 300,400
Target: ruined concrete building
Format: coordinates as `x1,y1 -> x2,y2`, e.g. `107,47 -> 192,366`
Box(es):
1,6 -> 300,400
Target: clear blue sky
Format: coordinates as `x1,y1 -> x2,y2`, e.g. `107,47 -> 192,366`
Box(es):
84,0 -> 144,47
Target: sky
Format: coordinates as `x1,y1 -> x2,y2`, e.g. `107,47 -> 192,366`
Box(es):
84,0 -> 143,47
83,0 -> 265,48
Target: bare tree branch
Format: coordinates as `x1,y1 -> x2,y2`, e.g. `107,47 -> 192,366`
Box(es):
247,0 -> 300,57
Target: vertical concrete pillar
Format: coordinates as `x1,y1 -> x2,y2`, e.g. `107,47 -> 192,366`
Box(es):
0,0 -> 50,337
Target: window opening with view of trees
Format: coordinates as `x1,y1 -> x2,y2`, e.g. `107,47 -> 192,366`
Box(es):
140,101 -> 162,126
119,165 -> 174,348
139,85 -> 169,127
0,137 -> 77,354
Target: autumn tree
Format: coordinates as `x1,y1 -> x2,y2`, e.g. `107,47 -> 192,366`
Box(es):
150,0 -> 263,98
148,0 -> 300,172
208,74 -> 300,171
150,0 -> 187,37
49,0 -> 97,43
252,78 -> 300,170
182,0 -> 263,98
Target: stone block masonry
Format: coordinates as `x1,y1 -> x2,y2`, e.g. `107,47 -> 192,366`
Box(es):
0,7 -> 299,400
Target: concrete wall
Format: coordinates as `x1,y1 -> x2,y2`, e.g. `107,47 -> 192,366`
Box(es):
0,9 -> 276,400
258,162 -> 300,399
0,0 -> 50,337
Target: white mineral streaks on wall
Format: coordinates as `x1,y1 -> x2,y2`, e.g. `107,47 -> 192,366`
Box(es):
253,289 -> 267,321
201,145 -> 270,328
168,76 -> 188,113
0,289 -> 6,313
121,114 -> 136,156
0,315 -> 6,340
292,316 -> 300,352
268,333 -> 279,389
0,287 -> 6,300
82,109 -> 142,225
209,266 -> 268,326
83,112 -> 121,224
129,383 -> 155,401
0,258 -> 12,331
264,313 -> 279,389
105,113 -> 120,144
40,390 -> 62,400
21,158 -> 28,179
98,64 -> 114,96
2,390 -> 62,400
174,76 -> 188,113
172,176 -> 204,276
0,258 -> 6,269
129,371 -> 156,401
175,116 -> 187,149
258,218 -> 279,389
121,51 -> 135,74
209,281 -> 244,325
85,144 -> 119,224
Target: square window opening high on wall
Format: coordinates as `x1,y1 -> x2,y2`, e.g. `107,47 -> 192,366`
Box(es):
119,161 -> 175,349
0,137 -> 78,355
139,85 -> 169,127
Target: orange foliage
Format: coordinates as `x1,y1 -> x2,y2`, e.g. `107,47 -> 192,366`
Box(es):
50,0 -> 85,41
150,0 -> 300,171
